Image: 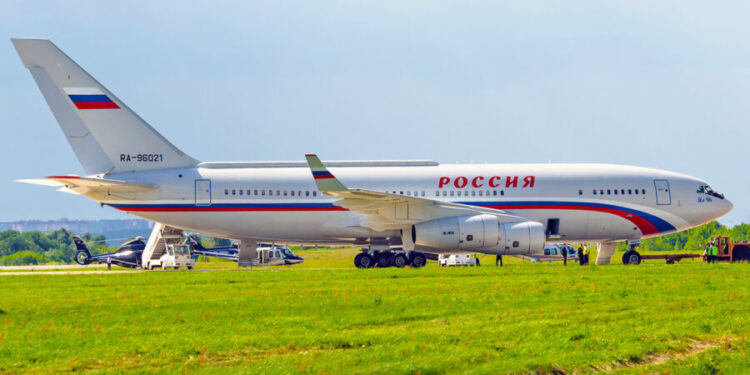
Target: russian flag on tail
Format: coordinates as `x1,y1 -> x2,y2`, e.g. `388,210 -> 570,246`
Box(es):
64,87 -> 120,109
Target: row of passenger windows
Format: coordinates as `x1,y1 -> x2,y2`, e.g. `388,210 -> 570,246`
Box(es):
385,190 -> 507,197
578,188 -> 647,196
224,189 -> 318,197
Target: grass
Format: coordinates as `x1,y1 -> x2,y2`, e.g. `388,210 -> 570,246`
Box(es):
0,249 -> 748,374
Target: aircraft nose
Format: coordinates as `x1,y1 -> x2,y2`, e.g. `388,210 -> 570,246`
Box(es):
722,198 -> 734,216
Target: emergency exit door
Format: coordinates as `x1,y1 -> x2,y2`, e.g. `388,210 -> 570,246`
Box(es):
195,179 -> 211,206
654,179 -> 671,205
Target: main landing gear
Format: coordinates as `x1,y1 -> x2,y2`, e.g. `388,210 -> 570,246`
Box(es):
354,248 -> 427,269
622,243 -> 642,265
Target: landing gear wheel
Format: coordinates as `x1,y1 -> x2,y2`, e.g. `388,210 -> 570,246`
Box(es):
409,253 -> 427,268
393,253 -> 408,268
376,253 -> 392,268
74,251 -> 90,265
162,264 -> 167,270
354,253 -> 374,268
187,266 -> 193,270
623,251 -> 641,265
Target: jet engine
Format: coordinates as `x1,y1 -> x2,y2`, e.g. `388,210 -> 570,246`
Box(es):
411,214 -> 545,254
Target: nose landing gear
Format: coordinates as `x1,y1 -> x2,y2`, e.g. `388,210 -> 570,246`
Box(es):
622,242 -> 642,265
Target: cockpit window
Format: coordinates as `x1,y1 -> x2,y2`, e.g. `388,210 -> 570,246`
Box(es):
280,248 -> 294,257
698,185 -> 724,199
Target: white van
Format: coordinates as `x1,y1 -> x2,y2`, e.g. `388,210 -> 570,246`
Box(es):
438,253 -> 479,267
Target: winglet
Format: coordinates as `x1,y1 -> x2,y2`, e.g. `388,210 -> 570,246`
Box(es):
304,154 -> 348,192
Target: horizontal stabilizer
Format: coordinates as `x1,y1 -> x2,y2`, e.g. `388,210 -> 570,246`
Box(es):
17,175 -> 155,197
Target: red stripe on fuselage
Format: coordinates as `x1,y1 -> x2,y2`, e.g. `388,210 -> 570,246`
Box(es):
113,206 -> 349,212
480,204 -> 660,235
74,101 -> 120,109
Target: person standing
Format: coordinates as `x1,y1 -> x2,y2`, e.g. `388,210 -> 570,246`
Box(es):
561,244 -> 568,266
578,244 -> 584,266
704,243 -> 711,263
107,255 -> 112,270
496,254 -> 503,267
711,242 -> 719,263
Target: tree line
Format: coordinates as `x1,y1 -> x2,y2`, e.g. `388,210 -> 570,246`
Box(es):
0,222 -> 748,265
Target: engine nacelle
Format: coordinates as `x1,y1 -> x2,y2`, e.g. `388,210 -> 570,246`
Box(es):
412,215 -> 545,254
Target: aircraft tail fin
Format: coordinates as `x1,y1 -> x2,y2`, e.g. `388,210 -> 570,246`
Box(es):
11,38 -> 198,175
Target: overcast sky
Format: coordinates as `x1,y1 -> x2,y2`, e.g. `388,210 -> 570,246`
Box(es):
0,1 -> 747,225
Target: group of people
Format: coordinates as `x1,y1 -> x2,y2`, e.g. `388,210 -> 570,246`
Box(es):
561,244 -> 590,266
704,242 -> 719,263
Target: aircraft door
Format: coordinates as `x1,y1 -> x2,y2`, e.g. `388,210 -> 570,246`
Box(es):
654,179 -> 671,205
195,179 -> 211,206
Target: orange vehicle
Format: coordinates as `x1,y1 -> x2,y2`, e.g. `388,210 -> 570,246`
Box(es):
706,236 -> 750,262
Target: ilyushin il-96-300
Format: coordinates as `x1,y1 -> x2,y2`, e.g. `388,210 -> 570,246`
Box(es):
12,38 -> 732,268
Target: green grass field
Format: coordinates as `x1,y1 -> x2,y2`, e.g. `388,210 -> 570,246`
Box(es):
1,249 -> 748,374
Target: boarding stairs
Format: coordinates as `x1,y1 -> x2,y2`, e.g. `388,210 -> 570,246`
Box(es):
142,223 -> 185,268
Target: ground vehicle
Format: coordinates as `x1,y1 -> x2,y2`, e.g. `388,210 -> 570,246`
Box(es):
706,236 -> 750,262
73,236 -> 146,268
438,253 -> 479,267
146,243 -> 195,270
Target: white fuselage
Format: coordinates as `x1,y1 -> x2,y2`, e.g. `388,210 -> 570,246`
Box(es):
95,162 -> 732,254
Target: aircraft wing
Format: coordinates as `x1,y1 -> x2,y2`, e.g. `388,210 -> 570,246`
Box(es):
17,175 -> 156,197
304,154 -> 528,231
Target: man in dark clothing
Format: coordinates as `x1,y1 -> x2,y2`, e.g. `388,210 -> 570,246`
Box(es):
496,254 -> 503,266
562,245 -> 568,266
578,245 -> 584,265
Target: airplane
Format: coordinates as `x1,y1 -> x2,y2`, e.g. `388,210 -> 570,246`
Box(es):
12,38 -> 733,268
187,236 -> 305,266
73,235 -> 146,268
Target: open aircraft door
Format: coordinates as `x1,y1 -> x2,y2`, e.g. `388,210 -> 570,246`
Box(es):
195,179 -> 211,206
654,179 -> 671,205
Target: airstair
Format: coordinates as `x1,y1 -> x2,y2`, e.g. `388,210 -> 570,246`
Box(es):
142,223 -> 194,270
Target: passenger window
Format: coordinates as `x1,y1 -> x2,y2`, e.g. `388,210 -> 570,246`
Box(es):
593,190 -> 597,195
313,191 -> 317,197
478,191 -> 483,197
407,191 -> 412,196
276,190 -> 280,196
435,191 -> 439,197
578,189 -> 583,195
501,191 -> 505,196
261,190 -> 266,196
268,190 -> 273,196
600,189 -> 604,195
232,189 -> 236,195
607,190 -> 611,195
421,191 -> 425,197
642,189 -> 646,194
291,191 -> 295,196
400,191 -> 404,195
621,189 -> 625,195
634,189 -> 638,195
224,189 -> 228,195
614,190 -> 618,195
493,191 -> 497,196
628,189 -> 632,195
284,191 -> 288,196
471,191 -> 476,196
305,191 -> 309,197
450,191 -> 455,197
239,190 -> 243,195
442,191 -> 447,197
